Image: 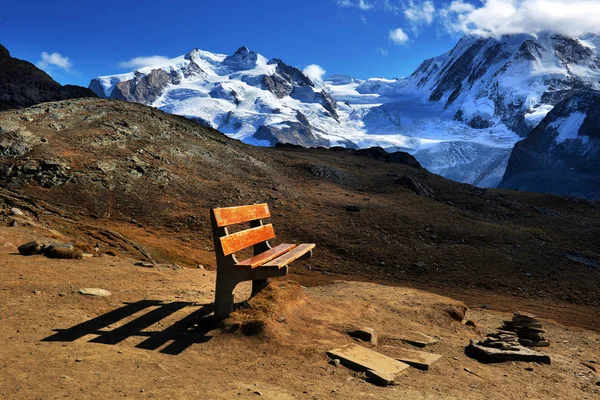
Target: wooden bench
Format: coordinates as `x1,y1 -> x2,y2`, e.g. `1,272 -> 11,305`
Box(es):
210,203 -> 315,319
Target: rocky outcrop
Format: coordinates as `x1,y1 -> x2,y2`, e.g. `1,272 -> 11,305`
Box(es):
253,122 -> 329,148
0,44 -> 96,110
111,69 -> 181,104
500,90 -> 600,200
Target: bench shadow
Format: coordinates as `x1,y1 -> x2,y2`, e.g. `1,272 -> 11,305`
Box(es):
42,300 -> 217,355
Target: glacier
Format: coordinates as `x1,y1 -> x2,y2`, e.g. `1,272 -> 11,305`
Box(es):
89,33 -> 600,188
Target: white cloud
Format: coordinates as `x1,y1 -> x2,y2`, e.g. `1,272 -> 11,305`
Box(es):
404,0 -> 436,29
336,0 -> 373,10
440,0 -> 600,37
117,56 -> 172,70
303,64 -> 327,82
36,52 -> 72,72
388,27 -> 409,45
376,47 -> 389,56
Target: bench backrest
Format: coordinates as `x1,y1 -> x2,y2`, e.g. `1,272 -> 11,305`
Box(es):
210,203 -> 274,257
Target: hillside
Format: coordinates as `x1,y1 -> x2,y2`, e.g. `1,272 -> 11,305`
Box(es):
1,98 -> 599,319
0,44 -> 96,111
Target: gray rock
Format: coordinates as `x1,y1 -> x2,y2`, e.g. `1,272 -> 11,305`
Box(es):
466,340 -> 551,364
18,241 -> 43,256
44,244 -> 83,260
9,207 -> 24,216
77,288 -> 111,297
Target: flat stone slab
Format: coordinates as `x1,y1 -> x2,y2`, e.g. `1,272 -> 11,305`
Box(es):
327,344 -> 410,379
77,288 -> 111,297
466,340 -> 550,364
390,348 -> 441,371
396,332 -> 438,348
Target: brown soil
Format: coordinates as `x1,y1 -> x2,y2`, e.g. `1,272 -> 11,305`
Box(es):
1,227 -> 599,399
1,98 -> 600,398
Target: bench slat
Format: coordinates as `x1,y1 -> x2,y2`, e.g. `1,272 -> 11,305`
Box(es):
220,224 -> 275,256
236,243 -> 297,268
263,243 -> 315,268
213,203 -> 270,227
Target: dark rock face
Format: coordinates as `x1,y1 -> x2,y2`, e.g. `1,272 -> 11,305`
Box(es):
111,69 -> 181,104
253,122 -> 329,148
396,175 -> 434,198
500,90 -> 600,200
355,147 -> 423,168
0,43 -> 96,110
221,46 -> 258,71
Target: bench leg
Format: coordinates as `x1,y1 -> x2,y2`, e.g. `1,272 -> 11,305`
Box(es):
251,279 -> 269,297
214,275 -> 237,319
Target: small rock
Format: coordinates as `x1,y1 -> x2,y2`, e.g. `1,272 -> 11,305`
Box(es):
365,369 -> 395,387
413,261 -> 426,268
18,241 -> 43,256
329,359 -> 341,368
253,391 -> 263,396
525,367 -> 534,372
348,327 -> 378,345
277,316 -> 286,323
202,273 -> 208,277
33,290 -> 41,295
135,261 -> 155,268
75,358 -> 82,362
345,205 -> 361,213
77,288 -> 111,297
10,208 -> 24,216
196,264 -> 205,269
9,220 -> 18,227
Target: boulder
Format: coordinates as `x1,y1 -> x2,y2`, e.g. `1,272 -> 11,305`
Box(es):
44,244 -> 83,259
18,241 -> 43,256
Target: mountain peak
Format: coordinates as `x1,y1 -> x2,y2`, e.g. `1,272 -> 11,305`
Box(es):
234,46 -> 251,55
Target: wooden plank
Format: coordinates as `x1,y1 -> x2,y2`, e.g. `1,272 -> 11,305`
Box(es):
236,243 -> 297,268
327,344 -> 410,377
220,224 -> 275,256
213,203 -> 270,227
263,243 -> 315,268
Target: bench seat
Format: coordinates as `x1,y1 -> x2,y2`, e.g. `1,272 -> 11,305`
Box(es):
210,203 -> 315,318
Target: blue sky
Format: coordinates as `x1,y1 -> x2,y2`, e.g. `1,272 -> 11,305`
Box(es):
1,0 -> 598,86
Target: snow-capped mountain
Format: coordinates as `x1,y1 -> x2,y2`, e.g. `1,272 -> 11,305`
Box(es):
90,33 -> 600,189
90,47 -> 345,148
499,90 -> 600,199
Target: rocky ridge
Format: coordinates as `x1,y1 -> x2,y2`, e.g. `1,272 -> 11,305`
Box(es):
0,44 -> 96,111
500,90 -> 600,199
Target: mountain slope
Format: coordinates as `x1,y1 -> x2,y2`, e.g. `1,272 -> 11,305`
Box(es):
89,47 -> 343,148
499,90 -> 600,199
88,33 -> 600,190
0,44 -> 96,111
1,98 -> 599,310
